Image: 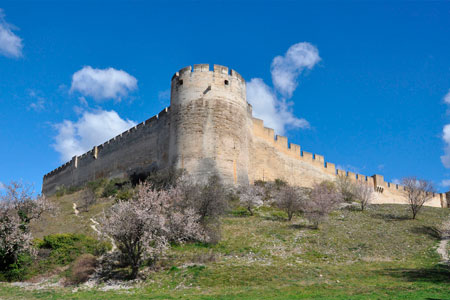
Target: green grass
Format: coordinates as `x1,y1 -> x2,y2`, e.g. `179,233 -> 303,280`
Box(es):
2,198 -> 449,299
31,189 -> 115,239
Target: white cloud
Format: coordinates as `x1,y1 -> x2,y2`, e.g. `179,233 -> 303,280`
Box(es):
29,100 -> 45,111
392,178 -> 401,185
335,164 -> 360,174
70,66 -> 137,101
0,182 -> 5,190
441,90 -> 450,169
444,89 -> 450,105
158,89 -> 170,102
441,179 -> 450,188
247,78 -> 309,134
246,42 -> 319,135
271,42 -> 320,98
0,9 -> 23,58
441,124 -> 450,168
53,109 -> 136,162
27,90 -> 46,111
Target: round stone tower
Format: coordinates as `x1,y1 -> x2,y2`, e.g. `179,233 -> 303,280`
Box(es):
169,64 -> 251,185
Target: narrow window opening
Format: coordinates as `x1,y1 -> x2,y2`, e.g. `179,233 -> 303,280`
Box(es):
224,80 -> 229,85
179,79 -> 183,86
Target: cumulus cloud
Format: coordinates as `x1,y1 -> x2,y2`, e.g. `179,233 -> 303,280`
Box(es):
392,178 -> 401,185
441,90 -> 450,168
0,182 -> 5,190
53,110 -> 136,162
444,90 -> 450,105
271,42 -> 321,98
441,179 -> 450,188
0,9 -> 23,58
70,66 -> 137,101
246,42 -> 319,135
247,78 -> 309,134
441,124 -> 450,168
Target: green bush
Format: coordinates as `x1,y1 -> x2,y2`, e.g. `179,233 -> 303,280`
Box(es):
37,234 -> 110,265
86,179 -> 107,194
102,180 -> 119,197
116,188 -> 133,201
0,253 -> 32,282
102,178 -> 131,198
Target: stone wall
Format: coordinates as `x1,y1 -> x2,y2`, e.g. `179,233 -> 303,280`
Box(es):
248,117 -> 446,208
168,64 -> 251,185
42,107 -> 171,195
42,64 -> 448,208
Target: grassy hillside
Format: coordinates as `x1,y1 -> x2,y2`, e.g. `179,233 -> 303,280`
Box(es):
1,191 -> 449,299
31,190 -> 115,239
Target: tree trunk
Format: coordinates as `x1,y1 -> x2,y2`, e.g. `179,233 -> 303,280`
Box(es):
130,265 -> 139,279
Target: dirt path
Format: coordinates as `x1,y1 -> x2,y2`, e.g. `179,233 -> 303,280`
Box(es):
437,238 -> 449,263
72,203 -> 79,216
436,218 -> 450,264
90,218 -> 117,253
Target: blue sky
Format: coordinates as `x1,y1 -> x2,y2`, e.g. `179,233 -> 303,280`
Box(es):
1,1 -> 450,193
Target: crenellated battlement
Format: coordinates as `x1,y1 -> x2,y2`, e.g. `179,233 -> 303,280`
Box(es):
43,107 -> 171,180
171,64 -> 245,83
250,116 -> 447,205
42,64 -> 448,208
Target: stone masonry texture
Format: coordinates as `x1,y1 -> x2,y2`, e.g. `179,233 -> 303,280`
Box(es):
42,64 -> 448,208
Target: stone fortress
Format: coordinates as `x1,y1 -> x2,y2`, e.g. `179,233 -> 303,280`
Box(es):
43,64 -> 448,208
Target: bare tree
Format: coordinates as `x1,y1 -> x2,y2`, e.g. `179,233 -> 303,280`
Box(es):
99,182 -> 205,278
175,175 -> 228,243
302,181 -> 341,228
335,175 -> 356,203
402,177 -> 435,219
0,182 -> 52,272
353,181 -> 374,211
81,188 -> 96,212
275,185 -> 307,221
239,185 -> 263,216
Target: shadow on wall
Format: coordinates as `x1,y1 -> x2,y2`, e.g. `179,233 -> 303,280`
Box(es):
195,158 -> 220,184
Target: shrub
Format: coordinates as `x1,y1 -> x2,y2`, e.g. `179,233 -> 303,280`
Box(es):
81,188 -> 96,212
354,181 -> 374,211
178,175 -> 228,243
0,181 -> 52,280
86,179 -> 107,195
303,181 -> 341,228
145,168 -> 185,191
335,175 -> 356,203
38,234 -> 109,265
275,185 -> 308,221
239,185 -> 263,216
402,177 -> 435,219
116,188 -> 134,201
99,182 -> 206,279
102,181 -> 119,197
178,175 -> 228,222
274,179 -> 287,189
0,253 -> 32,282
101,178 -> 131,198
254,180 -> 266,187
66,254 -> 98,285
